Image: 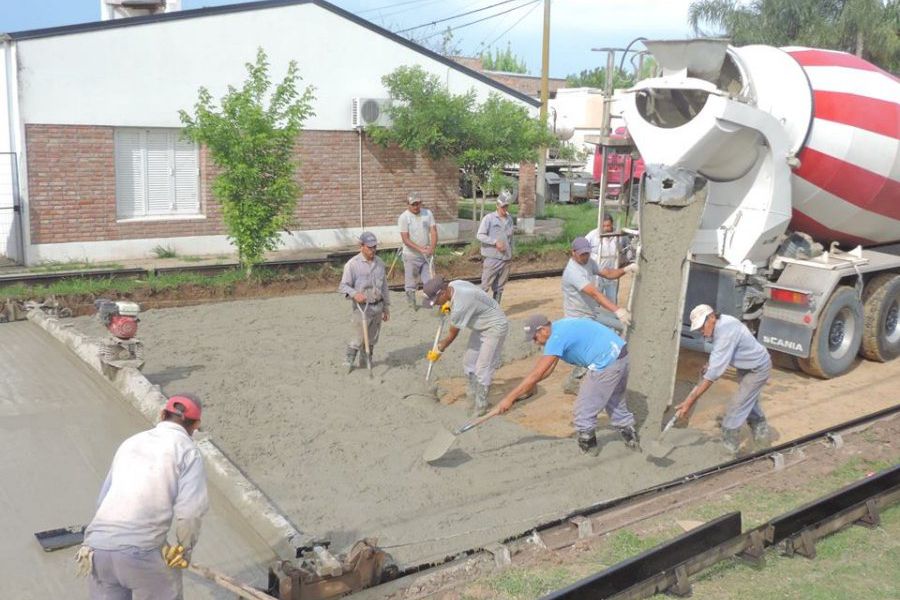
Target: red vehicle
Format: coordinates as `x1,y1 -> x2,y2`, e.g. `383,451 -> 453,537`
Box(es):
592,126 -> 645,201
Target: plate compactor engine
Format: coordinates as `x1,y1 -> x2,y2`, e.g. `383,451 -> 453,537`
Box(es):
94,299 -> 144,364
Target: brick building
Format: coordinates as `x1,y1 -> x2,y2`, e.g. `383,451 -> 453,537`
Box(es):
0,0 -> 538,265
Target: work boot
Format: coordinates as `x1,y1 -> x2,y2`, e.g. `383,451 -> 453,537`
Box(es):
473,383 -> 490,417
466,373 -> 477,401
577,431 -> 600,456
563,366 -> 587,395
616,425 -> 641,451
406,291 -> 418,311
748,417 -> 770,444
722,427 -> 741,454
343,347 -> 359,369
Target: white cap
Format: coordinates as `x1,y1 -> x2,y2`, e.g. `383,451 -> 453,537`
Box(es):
689,304 -> 715,331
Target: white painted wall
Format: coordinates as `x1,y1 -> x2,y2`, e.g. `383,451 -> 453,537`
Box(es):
0,41 -> 21,262
15,3 -> 533,130
28,221 -> 460,263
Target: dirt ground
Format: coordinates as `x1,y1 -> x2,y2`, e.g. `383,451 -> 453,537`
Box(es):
70,276 -> 900,569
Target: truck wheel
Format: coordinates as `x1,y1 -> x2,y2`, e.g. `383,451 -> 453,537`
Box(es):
860,274 -> 900,362
798,286 -> 862,379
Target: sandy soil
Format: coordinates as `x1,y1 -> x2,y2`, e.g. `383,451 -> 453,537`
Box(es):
70,276 -> 900,567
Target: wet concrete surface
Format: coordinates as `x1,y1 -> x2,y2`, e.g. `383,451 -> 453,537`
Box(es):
0,322 -> 275,599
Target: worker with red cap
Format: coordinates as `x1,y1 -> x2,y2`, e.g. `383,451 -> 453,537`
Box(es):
77,393 -> 209,599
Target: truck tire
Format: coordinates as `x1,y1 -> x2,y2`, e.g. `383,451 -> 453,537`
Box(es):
798,286 -> 862,379
860,274 -> 900,362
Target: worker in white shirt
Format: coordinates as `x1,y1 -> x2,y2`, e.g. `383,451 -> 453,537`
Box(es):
398,192 -> 438,310
584,214 -> 626,302
78,394 -> 209,600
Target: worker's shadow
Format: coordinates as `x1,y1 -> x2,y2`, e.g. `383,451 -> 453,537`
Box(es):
144,364 -> 205,388
504,299 -> 551,317
383,342 -> 434,367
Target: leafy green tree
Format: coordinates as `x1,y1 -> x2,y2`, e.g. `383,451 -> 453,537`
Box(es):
565,66 -> 635,89
179,49 -> 315,274
481,43 -> 529,73
368,66 -> 553,220
688,0 -> 899,71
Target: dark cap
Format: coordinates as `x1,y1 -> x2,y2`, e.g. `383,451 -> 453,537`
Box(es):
359,231 -> 378,247
571,236 -> 592,255
523,314 -> 551,341
422,276 -> 448,307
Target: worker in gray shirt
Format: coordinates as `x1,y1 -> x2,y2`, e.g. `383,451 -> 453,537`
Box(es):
476,190 -> 515,304
675,304 -> 772,454
398,192 -> 438,310
338,232 -> 390,369
561,236 -> 637,393
423,276 -> 508,416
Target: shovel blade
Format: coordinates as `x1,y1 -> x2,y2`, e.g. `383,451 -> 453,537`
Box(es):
423,428 -> 458,463
646,439 -> 675,459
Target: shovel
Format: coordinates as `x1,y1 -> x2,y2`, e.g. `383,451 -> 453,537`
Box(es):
423,410 -> 496,463
646,412 -> 679,458
425,314 -> 446,382
357,303 -> 373,379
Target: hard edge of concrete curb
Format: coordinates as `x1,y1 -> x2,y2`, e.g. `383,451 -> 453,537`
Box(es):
26,309 -> 311,561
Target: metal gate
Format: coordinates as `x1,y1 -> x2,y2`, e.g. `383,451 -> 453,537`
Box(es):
0,152 -> 23,265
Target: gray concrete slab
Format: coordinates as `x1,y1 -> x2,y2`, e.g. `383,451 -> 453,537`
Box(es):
0,322 -> 276,599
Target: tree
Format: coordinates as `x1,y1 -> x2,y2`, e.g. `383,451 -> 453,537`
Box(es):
367,66 -> 553,220
179,49 -> 316,274
688,0 -> 899,72
565,66 -> 635,89
481,43 -> 528,73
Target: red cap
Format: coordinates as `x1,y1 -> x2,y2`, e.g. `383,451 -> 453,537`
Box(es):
164,394 -> 202,420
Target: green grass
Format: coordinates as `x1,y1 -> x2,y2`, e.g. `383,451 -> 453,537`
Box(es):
152,244 -> 178,259
485,567 -> 575,599
180,255 -> 204,263
28,260 -> 125,273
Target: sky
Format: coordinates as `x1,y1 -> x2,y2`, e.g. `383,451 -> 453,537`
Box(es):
0,0 -> 697,77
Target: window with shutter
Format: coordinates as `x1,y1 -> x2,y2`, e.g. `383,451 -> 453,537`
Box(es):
114,128 -> 200,219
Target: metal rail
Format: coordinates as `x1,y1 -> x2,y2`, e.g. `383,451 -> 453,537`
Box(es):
542,464 -> 900,599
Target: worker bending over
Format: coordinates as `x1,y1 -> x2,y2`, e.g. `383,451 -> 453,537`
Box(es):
424,276 -> 508,417
495,315 -> 639,455
675,304 -> 772,453
339,232 -> 390,368
78,394 -> 209,600
561,236 -> 637,394
398,192 -> 438,310
476,190 -> 514,304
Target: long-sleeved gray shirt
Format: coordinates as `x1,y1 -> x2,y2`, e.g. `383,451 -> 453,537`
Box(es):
338,253 -> 390,306
705,314 -> 771,381
477,211 -> 514,261
85,421 -> 209,551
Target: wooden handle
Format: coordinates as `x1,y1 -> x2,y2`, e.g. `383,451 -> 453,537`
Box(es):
188,563 -> 276,600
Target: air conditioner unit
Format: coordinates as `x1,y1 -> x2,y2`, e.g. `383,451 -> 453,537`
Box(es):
351,98 -> 393,128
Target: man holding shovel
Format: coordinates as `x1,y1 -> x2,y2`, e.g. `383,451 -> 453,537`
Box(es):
339,232 -> 390,369
674,304 -> 772,454
560,236 -> 637,394
398,192 -> 438,310
495,315 -> 639,456
423,276 -> 508,417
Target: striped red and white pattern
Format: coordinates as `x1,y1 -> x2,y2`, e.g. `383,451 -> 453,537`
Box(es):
784,47 -> 900,247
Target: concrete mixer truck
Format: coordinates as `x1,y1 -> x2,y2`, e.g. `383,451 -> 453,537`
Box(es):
619,39 -> 900,379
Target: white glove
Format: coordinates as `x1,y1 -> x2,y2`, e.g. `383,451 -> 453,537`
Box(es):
74,545 -> 94,578
615,308 -> 632,327
623,263 -> 639,275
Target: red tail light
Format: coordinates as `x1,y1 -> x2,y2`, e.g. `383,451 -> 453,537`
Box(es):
769,288 -> 811,305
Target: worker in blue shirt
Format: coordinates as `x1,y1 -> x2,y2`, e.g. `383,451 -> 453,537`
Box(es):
493,315 -> 639,455
675,304 -> 772,453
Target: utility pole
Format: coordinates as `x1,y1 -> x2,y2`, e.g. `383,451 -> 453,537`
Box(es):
535,0 -> 551,218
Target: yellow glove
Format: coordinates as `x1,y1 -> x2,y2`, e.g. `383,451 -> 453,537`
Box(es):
440,302 -> 451,315
426,349 -> 442,362
162,544 -> 189,569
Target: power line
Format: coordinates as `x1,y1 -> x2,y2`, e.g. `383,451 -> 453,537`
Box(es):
397,0 -> 525,34
357,0 -> 430,15
418,0 -> 540,41
485,0 -> 539,48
